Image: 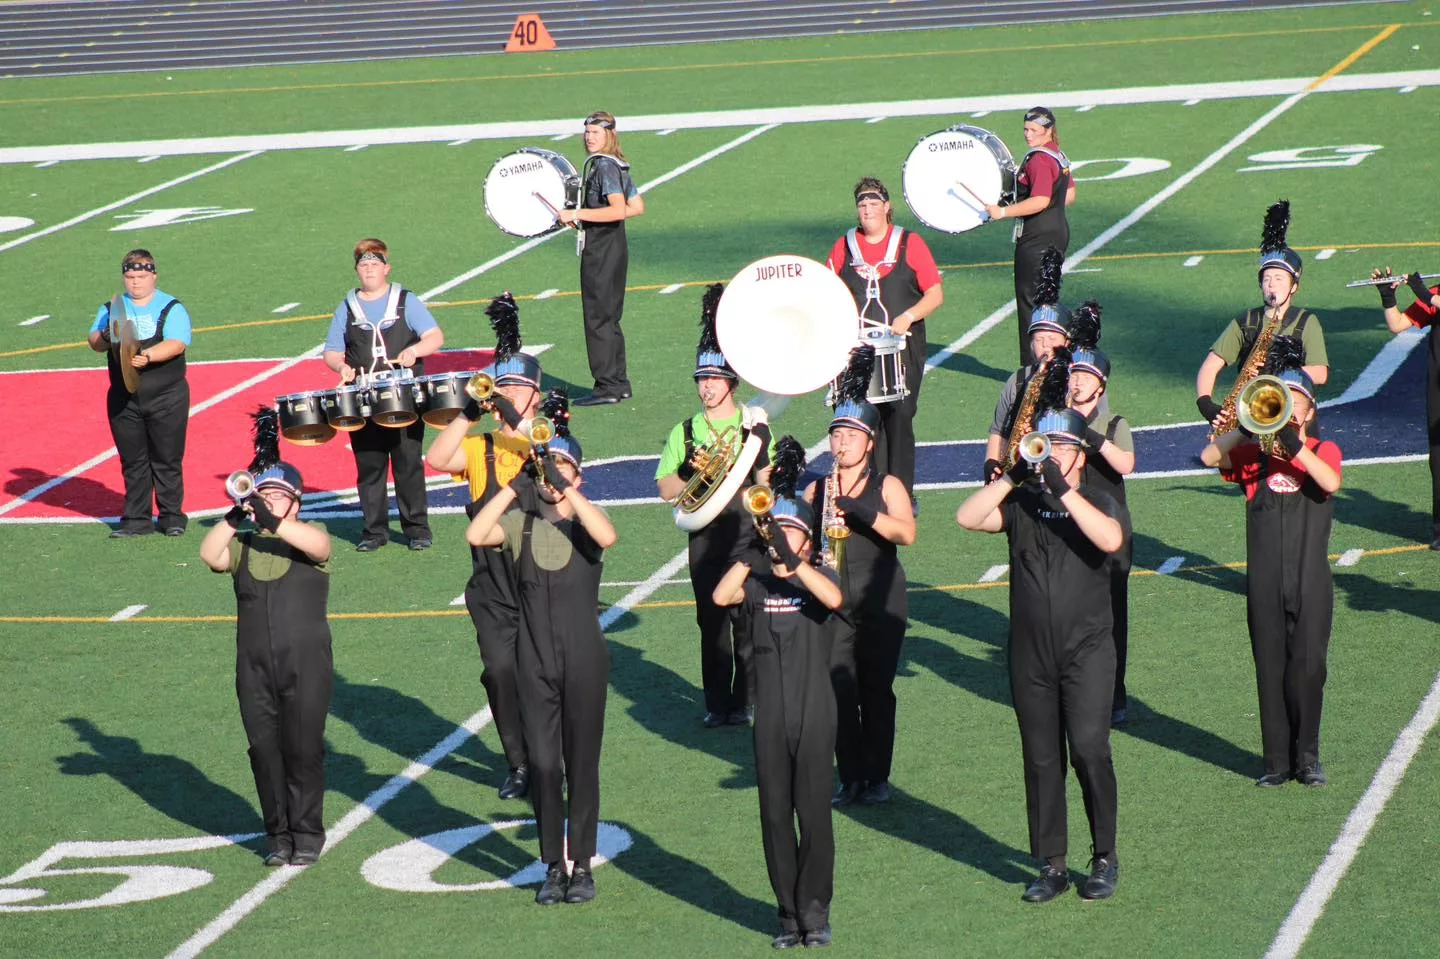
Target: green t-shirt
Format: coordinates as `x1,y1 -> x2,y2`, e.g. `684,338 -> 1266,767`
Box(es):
654,411 -> 778,480
498,508 -> 608,571
1209,308 -> 1328,368
228,521 -> 331,580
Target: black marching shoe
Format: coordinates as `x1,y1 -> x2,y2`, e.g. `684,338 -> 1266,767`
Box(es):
1079,854 -> 1119,901
726,706 -> 754,726
1022,865 -> 1071,903
771,931 -> 802,950
802,924 -> 832,948
830,781 -> 864,807
289,848 -> 319,867
1430,537 -> 1440,552
573,392 -> 621,407
858,780 -> 892,805
163,526 -> 186,537
702,711 -> 727,728
1256,771 -> 1291,788
564,866 -> 596,904
355,537 -> 387,553
1297,763 -> 1328,787
535,863 -> 568,905
262,841 -> 292,867
498,764 -> 530,800
408,535 -> 432,551
109,526 -> 153,538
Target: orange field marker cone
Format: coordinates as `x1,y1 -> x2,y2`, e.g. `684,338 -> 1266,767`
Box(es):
505,13 -> 557,53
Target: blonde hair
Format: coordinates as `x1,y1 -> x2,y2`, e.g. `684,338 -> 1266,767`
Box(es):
585,111 -> 627,163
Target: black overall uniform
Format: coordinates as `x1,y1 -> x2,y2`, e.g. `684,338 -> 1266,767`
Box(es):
579,155 -> 635,398
502,501 -> 610,865
1427,309 -> 1440,542
1081,411 -> 1133,715
742,568 -> 840,936
103,299 -> 189,532
837,231 -> 927,491
1236,442 -> 1337,777
814,474 -> 908,790
341,291 -> 430,544
462,434 -> 527,773
231,529 -> 333,858
1004,484 -> 1127,861
1012,146 -> 1072,366
679,418 -> 758,717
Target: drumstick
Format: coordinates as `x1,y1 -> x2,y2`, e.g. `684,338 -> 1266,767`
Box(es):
533,191 -> 561,215
953,179 -> 988,206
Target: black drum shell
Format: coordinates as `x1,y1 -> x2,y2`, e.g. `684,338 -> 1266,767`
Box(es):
277,392 -> 337,446
417,372 -> 469,428
369,380 -> 420,428
324,386 -> 369,432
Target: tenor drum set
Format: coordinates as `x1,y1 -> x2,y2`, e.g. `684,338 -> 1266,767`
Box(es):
276,368 -> 487,446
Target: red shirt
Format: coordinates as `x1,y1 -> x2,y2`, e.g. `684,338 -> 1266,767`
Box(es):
826,227 -> 942,292
1404,285 -> 1439,328
1221,436 -> 1342,502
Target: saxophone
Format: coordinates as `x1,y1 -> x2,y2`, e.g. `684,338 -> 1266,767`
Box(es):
1211,306 -> 1281,440
819,459 -> 850,571
1003,360 -> 1049,470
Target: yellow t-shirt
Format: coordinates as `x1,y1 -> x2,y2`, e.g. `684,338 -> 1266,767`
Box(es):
455,431 -> 532,501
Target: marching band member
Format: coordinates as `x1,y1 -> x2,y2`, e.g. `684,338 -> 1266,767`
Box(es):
1200,337 -> 1342,788
1196,201 -> 1328,430
714,438 -> 843,949
957,392 -> 1128,903
983,107 -> 1076,366
984,247 -> 1071,484
825,175 -> 944,502
1371,267 -> 1440,550
425,293 -> 538,801
561,110 -> 641,406
1066,303 -> 1137,726
87,248 -> 193,538
654,285 -> 774,728
322,238 -> 444,552
805,347 -> 916,806
465,390 -> 617,904
200,408 -> 334,867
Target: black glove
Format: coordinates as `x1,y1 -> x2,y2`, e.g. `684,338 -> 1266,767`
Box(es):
250,497 -> 282,533
1082,427 -> 1107,456
1408,271 -> 1434,304
490,393 -> 521,429
1004,457 -> 1030,487
1376,274 -> 1398,309
835,494 -> 878,528
1277,425 -> 1304,458
1196,394 -> 1223,424
771,530 -> 803,570
461,397 -> 485,422
223,505 -> 248,529
983,458 -> 1004,484
541,456 -> 572,493
1040,457 -> 1071,497
749,422 -> 772,469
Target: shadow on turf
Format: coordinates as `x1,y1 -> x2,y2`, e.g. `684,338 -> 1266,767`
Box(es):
6,466 -> 125,517
838,788 -> 1033,884
56,717 -> 260,838
1335,572 -> 1440,624
1335,487 -> 1435,544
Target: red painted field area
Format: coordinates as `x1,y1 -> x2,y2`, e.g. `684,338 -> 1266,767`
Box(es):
0,350 -> 495,522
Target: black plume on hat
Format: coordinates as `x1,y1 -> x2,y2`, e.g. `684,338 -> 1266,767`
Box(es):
486,291 -> 522,360
1038,346 -> 1073,410
248,406 -> 282,473
698,283 -> 724,353
1260,200 -> 1291,257
1262,334 -> 1305,376
1033,246 -> 1064,308
541,387 -> 572,437
770,436 -> 806,498
834,345 -> 875,405
1067,300 -> 1102,351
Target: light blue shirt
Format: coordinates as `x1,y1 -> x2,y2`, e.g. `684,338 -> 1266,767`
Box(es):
324,285 -> 438,353
90,291 -> 192,345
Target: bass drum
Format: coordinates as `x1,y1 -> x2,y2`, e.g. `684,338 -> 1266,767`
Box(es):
483,147 -> 580,238
902,125 -> 1016,234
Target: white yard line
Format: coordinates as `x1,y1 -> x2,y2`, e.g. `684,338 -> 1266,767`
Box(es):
1325,328 -> 1424,407
1264,669 -> 1440,959
19,314 -> 49,326
1335,548 -> 1365,567
1155,556 -> 1186,575
978,564 -> 1008,583
109,604 -> 147,621
3,70 -> 1437,164
0,151 -> 262,252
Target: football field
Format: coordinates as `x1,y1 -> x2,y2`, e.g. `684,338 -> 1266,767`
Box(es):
3,2 -> 1440,956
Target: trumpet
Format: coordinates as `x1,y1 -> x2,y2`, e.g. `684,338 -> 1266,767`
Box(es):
1018,431 -> 1051,465
1236,374 -> 1294,454
465,371 -> 495,402
225,470 -> 255,502
520,415 -> 554,446
741,484 -> 780,562
1345,271 -> 1440,288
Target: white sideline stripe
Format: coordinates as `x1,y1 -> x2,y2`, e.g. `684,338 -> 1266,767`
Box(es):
19,314 -> 49,326
137,155 -> 160,163
109,604 -> 146,621
925,85 -> 1315,374
1399,85 -> 1417,94
534,288 -> 559,299
970,110 -> 990,118
448,138 -> 472,146
449,593 -> 465,606
1326,328 -> 1424,406
271,302 -> 299,313
166,708 -> 495,959
1336,548 -> 1364,567
658,283 -> 684,294
866,116 -> 886,123
5,70 -> 1439,164
978,564 -> 1008,583
1156,556 -> 1185,575
1315,248 -> 1335,260
420,124 -> 775,301
656,128 -> 675,136
1075,104 -> 1094,112
0,150 -> 262,253
1184,98 -> 1203,106
1183,255 -> 1204,267
33,159 -> 57,167
343,144 -> 367,152
1264,669 -> 1440,959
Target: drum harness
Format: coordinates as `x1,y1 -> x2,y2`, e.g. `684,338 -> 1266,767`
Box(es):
844,226 -> 906,332
344,285 -> 407,386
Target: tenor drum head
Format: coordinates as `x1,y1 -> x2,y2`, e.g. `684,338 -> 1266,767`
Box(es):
902,126 -> 1015,234
717,255 -> 857,396
484,148 -> 578,238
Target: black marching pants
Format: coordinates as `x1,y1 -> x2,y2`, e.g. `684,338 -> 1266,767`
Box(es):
831,589 -> 908,788
350,417 -> 430,541
1111,541 -> 1134,713
107,380 -> 189,530
1427,332 -> 1440,539
236,629 -> 333,855
691,527 -> 753,715
1010,626 -> 1117,860
580,224 -> 631,396
754,633 -> 835,934
464,587 -> 527,770
871,322 -> 926,492
1013,233 -> 1068,367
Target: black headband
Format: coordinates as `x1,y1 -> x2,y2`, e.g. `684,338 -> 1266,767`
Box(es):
355,251 -> 388,265
855,189 -> 888,204
584,114 -> 615,129
1024,108 -> 1055,128
121,260 -> 156,274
